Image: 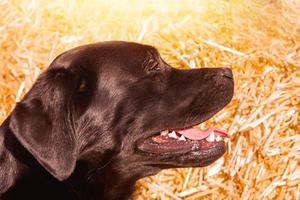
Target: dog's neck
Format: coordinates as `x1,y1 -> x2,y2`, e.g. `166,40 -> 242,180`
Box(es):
81,153 -> 161,200
74,146 -> 141,199
75,132 -> 161,199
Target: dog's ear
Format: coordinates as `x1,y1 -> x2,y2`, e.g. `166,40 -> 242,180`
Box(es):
9,68 -> 81,181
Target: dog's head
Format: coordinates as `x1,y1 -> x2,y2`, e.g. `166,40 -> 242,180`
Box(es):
9,41 -> 233,183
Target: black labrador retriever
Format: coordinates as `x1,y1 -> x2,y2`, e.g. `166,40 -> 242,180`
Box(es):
0,41 -> 234,200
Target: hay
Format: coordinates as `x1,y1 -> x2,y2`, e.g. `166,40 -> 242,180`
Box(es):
0,0 -> 299,199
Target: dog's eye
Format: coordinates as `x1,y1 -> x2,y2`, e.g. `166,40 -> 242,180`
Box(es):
76,77 -> 88,94
147,62 -> 161,72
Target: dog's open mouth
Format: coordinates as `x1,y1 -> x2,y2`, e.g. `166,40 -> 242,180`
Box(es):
137,127 -> 230,155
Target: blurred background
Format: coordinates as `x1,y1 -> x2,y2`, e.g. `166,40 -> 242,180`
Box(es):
0,0 -> 299,199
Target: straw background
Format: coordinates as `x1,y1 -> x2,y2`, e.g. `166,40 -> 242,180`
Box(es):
0,0 -> 299,199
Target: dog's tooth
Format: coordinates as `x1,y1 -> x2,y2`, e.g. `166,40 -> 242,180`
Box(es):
160,130 -> 168,136
216,135 -> 223,142
206,132 -> 215,142
168,131 -> 178,139
224,138 -> 230,143
178,135 -> 186,141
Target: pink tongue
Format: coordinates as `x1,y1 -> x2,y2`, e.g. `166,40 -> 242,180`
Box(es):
177,127 -> 229,140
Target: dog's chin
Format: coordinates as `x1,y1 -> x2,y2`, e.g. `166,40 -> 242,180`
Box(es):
136,126 -> 229,167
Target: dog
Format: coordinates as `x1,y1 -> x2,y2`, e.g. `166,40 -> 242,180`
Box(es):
0,41 -> 234,200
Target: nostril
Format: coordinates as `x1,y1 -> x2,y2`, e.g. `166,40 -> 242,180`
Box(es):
220,67 -> 233,79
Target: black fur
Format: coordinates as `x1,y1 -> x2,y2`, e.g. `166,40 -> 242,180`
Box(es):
0,41 -> 234,200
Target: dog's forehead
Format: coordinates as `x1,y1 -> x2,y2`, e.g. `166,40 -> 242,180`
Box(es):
51,41 -> 159,72
99,41 -> 161,69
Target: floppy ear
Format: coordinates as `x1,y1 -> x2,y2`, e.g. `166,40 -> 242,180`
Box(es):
9,68 -> 80,181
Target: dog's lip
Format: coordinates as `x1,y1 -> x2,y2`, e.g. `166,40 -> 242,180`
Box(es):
136,126 -> 230,155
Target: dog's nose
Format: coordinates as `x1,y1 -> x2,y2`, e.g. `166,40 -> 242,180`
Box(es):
219,67 -> 233,79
